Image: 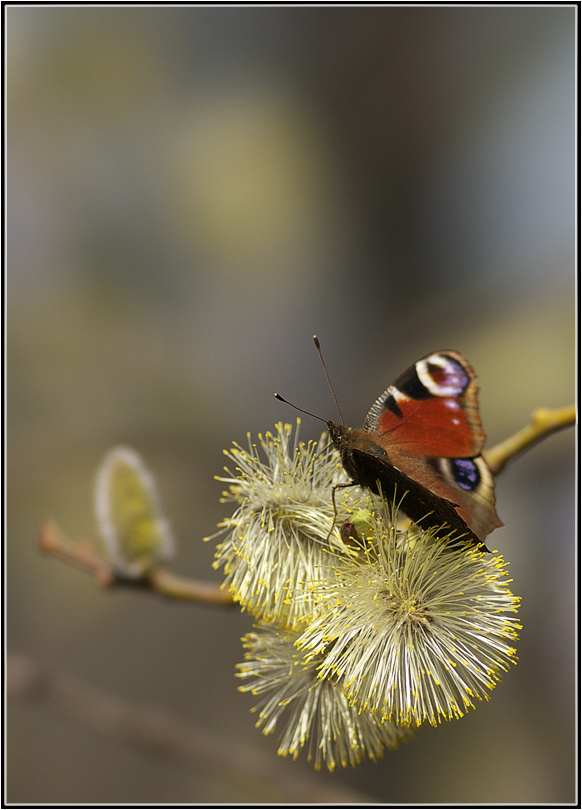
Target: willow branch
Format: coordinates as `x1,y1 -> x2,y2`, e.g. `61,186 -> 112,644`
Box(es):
39,405 -> 574,602
147,569 -> 234,607
38,519 -> 234,607
483,404 -> 575,477
7,653 -> 368,804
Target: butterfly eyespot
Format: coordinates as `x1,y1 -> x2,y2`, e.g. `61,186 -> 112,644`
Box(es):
449,458 -> 480,491
418,355 -> 470,397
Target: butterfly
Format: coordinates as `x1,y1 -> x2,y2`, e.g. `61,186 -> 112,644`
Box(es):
325,350 -> 502,550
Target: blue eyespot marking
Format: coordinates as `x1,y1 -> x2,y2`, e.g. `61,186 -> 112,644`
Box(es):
451,458 -> 480,491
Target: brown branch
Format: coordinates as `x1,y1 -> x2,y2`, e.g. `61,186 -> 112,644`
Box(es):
148,568 -> 234,607
38,519 -> 235,607
7,652 -> 369,804
39,405 -> 574,604
39,518 -> 115,585
483,404 -> 575,477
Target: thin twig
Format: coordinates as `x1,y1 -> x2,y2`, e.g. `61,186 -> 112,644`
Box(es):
38,519 -> 235,607
148,568 -> 234,607
39,518 -> 115,586
483,404 -> 575,477
39,404 -> 575,601
6,653 -> 369,804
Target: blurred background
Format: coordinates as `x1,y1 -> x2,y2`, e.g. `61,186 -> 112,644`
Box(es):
7,5 -> 575,804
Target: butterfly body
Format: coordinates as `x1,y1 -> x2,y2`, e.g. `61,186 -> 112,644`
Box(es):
327,351 -> 502,550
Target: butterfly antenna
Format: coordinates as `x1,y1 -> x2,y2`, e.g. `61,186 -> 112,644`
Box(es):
313,335 -> 345,425
274,393 -> 328,425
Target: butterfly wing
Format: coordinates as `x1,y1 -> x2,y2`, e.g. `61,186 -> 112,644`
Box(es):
364,351 -> 484,456
361,351 -> 502,542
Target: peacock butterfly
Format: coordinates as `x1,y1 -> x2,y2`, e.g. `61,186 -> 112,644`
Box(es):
277,344 -> 502,550
325,349 -> 502,550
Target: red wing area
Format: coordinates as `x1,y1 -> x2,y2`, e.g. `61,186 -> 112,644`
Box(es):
375,394 -> 485,458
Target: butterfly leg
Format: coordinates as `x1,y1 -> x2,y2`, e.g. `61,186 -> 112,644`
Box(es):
328,481 -> 359,542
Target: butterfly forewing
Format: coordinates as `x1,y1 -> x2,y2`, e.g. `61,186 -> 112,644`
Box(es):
363,351 -> 485,457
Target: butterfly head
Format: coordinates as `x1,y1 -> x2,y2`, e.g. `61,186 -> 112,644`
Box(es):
327,421 -> 352,452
